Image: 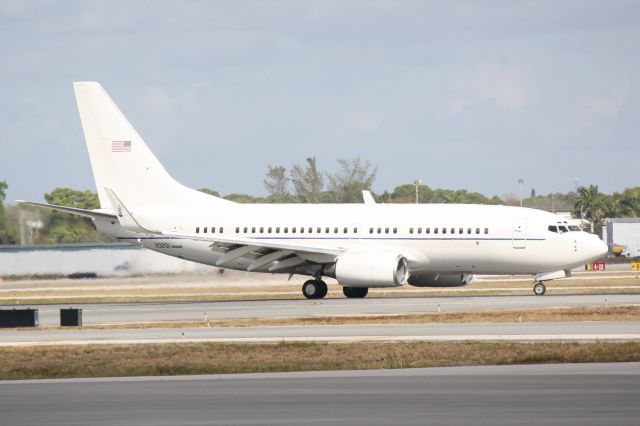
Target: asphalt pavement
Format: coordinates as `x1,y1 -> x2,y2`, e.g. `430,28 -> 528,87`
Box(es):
3,293 -> 638,326
1,363 -> 639,426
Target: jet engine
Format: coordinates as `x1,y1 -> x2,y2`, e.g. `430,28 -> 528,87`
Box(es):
334,251 -> 409,288
408,272 -> 476,287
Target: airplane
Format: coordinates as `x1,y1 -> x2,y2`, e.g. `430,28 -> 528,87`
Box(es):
21,82 -> 608,299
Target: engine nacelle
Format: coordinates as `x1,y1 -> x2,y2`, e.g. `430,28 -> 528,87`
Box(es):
335,251 -> 409,288
408,272 -> 476,287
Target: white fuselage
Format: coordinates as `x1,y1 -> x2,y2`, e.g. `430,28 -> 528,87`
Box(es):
95,202 -> 606,278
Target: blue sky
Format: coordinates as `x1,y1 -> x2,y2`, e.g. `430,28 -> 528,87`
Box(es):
1,0 -> 639,203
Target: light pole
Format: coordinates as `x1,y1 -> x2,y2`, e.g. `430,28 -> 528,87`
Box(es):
518,178 -> 524,207
413,178 -> 421,204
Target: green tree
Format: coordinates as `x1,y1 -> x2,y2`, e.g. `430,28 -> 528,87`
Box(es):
574,185 -> 605,233
291,157 -> 324,203
41,188 -> 104,243
198,188 -> 220,197
44,188 -> 99,209
327,158 -> 377,203
387,184 -> 433,203
0,180 -> 9,243
263,165 -> 290,201
620,187 -> 640,217
601,194 -> 623,218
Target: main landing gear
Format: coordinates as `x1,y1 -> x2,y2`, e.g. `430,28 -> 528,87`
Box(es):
302,279 -> 328,299
533,281 -> 546,296
343,286 -> 368,299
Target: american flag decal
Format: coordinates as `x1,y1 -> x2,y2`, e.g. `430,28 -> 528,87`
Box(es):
111,140 -> 131,152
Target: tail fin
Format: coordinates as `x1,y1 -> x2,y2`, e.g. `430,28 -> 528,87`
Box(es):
73,82 -> 231,209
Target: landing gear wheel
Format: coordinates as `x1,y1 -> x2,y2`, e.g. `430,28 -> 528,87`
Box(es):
343,286 -> 369,298
533,282 -> 546,296
302,280 -> 328,299
316,280 -> 328,299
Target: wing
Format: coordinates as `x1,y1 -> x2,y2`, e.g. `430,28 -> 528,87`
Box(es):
104,188 -> 342,274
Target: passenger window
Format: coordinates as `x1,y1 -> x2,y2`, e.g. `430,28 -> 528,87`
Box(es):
459,228 -> 463,234
443,228 -> 447,234
476,228 -> 480,234
343,227 -> 348,234
203,227 -> 207,233
259,227 -> 264,233
467,228 -> 471,234
243,227 -> 248,233
418,228 -> 422,234
196,227 -> 200,234
426,228 -> 430,234
409,227 -> 414,234
276,227 -> 280,233
284,227 -> 288,233
251,227 -> 255,233
220,227 -> 224,233
393,228 -> 397,234
451,228 -> 455,234
268,227 -> 272,233
334,227 -> 338,234
370,227 -> 374,234
292,227 -> 296,233
484,228 -> 489,234
353,228 -> 358,233
326,227 -> 330,233
377,228 -> 382,234
299,227 -> 304,234
385,228 -> 389,234
212,227 -> 216,234
235,227 -> 239,234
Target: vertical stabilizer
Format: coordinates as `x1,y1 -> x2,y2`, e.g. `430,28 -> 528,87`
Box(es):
73,82 -> 230,209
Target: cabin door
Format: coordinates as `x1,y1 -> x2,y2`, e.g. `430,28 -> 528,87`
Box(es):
169,217 -> 183,248
512,218 -> 527,249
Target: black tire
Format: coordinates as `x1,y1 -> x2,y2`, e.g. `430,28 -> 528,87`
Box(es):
533,282 -> 546,296
316,280 -> 328,299
343,286 -> 368,298
302,280 -> 320,299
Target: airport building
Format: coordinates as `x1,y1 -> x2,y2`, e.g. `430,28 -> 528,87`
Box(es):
0,243 -> 212,276
602,218 -> 640,258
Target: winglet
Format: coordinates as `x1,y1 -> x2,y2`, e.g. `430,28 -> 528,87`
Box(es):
362,190 -> 376,205
104,188 -> 159,234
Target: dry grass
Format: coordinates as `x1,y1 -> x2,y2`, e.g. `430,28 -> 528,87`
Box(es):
1,341 -> 639,380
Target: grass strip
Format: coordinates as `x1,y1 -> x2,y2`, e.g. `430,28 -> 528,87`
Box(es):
1,341 -> 639,380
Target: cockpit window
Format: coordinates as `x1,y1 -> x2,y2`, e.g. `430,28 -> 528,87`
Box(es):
558,225 -> 569,233
569,225 -> 581,231
548,225 -> 558,233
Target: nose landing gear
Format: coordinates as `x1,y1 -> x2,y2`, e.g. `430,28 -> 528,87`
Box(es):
533,281 -> 546,296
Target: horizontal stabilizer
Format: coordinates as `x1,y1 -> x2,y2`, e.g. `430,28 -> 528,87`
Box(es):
17,200 -> 116,219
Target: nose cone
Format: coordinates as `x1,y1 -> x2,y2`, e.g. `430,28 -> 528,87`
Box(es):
582,234 -> 608,263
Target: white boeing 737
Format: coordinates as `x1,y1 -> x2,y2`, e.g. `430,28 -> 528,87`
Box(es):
22,82 -> 608,299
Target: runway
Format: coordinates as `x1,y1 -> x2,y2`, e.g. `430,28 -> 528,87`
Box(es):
1,321 -> 639,346
1,363 -> 639,425
5,293 -> 639,327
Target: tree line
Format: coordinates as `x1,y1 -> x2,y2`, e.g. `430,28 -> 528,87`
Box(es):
0,160 -> 638,243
